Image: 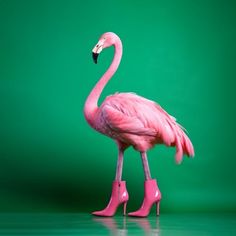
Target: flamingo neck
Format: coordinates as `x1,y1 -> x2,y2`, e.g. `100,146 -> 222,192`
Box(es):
84,39 -> 122,125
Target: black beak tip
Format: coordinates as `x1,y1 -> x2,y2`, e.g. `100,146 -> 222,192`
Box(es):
92,52 -> 99,64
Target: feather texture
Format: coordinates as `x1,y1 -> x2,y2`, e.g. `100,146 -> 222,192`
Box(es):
94,92 -> 194,163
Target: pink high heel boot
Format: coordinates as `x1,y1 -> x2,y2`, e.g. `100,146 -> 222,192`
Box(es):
92,180 -> 129,217
128,179 -> 161,217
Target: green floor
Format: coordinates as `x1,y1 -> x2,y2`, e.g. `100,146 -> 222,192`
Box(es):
0,213 -> 235,235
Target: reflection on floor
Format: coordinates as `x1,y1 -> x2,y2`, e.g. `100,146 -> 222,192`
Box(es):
0,212 -> 235,235
93,217 -> 160,235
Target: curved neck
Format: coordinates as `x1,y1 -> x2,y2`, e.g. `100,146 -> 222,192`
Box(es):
84,39 -> 122,124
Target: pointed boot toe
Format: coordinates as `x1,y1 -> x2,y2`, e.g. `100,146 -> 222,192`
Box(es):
92,210 -> 112,217
128,211 -> 145,217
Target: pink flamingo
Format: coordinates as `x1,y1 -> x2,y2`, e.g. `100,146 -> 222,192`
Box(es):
84,32 -> 194,217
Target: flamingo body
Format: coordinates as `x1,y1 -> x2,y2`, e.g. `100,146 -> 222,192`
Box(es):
93,92 -> 194,163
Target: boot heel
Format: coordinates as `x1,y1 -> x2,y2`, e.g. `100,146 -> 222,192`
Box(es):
123,202 -> 127,215
156,201 -> 160,216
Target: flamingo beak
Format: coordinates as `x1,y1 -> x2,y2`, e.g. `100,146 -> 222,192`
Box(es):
92,52 -> 99,64
92,39 -> 105,64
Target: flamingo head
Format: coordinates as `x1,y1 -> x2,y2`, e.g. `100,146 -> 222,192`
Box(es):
92,32 -> 119,64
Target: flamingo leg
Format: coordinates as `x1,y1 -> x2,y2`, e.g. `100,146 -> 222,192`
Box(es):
141,152 -> 152,180
115,148 -> 124,181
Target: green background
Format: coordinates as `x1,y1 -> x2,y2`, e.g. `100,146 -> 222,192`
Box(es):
0,0 -> 236,214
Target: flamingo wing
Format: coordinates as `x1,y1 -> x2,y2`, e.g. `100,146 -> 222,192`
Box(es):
100,92 -> 174,141
101,104 -> 157,136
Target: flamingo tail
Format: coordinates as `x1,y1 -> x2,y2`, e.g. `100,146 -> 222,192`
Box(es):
175,126 -> 194,164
